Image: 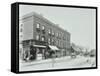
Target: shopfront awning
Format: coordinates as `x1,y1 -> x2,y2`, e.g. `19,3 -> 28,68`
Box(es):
48,45 -> 59,50
33,45 -> 46,48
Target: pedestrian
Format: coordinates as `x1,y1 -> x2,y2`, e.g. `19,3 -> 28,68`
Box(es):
24,49 -> 28,62
30,44 -> 36,60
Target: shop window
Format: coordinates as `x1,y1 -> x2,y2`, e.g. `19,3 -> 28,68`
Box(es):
67,36 -> 70,41
20,28 -> 23,32
42,26 -> 45,33
52,31 -> 55,36
57,32 -> 59,37
60,33 -> 62,38
52,39 -> 55,44
48,38 -> 51,44
37,48 -> 42,54
48,29 -> 51,34
63,34 -> 66,40
20,35 -> 23,38
21,24 -> 23,27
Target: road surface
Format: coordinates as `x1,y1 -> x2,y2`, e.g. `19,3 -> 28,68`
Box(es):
19,56 -> 96,71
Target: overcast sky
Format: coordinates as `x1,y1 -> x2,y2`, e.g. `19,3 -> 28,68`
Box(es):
19,5 -> 96,50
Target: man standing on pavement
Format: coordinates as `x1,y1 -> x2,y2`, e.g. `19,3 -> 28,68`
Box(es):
29,42 -> 36,60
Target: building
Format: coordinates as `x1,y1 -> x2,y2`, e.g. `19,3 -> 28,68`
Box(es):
19,12 -> 71,61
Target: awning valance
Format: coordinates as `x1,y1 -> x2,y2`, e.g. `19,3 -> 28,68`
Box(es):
33,45 -> 46,48
48,45 -> 59,50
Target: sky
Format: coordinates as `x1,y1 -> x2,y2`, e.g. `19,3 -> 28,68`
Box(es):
19,5 -> 96,50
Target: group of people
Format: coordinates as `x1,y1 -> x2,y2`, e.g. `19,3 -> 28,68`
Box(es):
22,45 -> 56,62
23,45 -> 36,61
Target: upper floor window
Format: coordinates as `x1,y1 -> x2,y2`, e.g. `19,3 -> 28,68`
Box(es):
56,40 -> 58,45
36,34 -> 40,40
42,25 -> 45,30
60,41 -> 62,47
58,33 -> 61,38
36,23 -> 40,28
56,40 -> 59,46
41,36 -> 45,41
48,29 -> 51,34
59,33 -> 62,37
51,39 -> 53,43
20,28 -> 23,32
21,24 -> 23,27
67,36 -> 70,41
19,23 -> 23,32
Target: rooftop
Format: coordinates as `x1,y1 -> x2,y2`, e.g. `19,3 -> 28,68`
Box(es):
20,12 -> 70,34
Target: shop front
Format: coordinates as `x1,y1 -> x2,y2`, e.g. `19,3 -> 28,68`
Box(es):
47,45 -> 59,58
22,44 -> 47,61
33,45 -> 47,60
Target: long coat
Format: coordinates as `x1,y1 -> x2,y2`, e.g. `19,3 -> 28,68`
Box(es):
30,45 -> 36,60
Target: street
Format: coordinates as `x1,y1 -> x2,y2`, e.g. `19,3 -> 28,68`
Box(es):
19,56 -> 96,71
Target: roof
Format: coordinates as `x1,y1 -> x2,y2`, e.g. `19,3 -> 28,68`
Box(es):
20,12 -> 70,34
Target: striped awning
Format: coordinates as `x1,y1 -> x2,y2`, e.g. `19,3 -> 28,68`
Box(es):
33,45 -> 46,48
48,45 -> 59,50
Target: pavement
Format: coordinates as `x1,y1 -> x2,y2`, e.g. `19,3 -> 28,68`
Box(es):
20,56 -> 71,67
19,56 -> 96,71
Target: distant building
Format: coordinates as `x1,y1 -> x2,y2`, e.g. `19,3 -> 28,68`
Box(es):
19,12 -> 71,60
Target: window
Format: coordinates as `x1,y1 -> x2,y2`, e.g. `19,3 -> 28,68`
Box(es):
52,31 -> 55,36
36,23 -> 40,28
63,43 -> 65,48
20,23 -> 23,27
36,35 -> 39,40
20,35 -> 23,38
42,26 -> 45,34
59,33 -> 60,38
52,39 -> 55,45
52,39 -> 54,42
48,29 -> 51,34
62,33 -> 64,39
41,36 -> 45,41
56,32 -> 59,37
60,33 -> 62,37
51,39 -> 53,45
48,38 -> 50,44
20,28 -> 23,32
42,26 -> 45,30
64,42 -> 66,48
63,34 -> 66,40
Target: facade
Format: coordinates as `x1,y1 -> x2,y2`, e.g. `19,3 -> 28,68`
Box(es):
19,12 -> 71,61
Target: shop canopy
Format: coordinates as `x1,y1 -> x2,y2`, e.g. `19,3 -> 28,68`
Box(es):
48,45 -> 59,50
33,45 -> 46,48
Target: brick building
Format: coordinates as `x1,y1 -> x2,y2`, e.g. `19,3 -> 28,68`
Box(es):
19,12 -> 71,61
